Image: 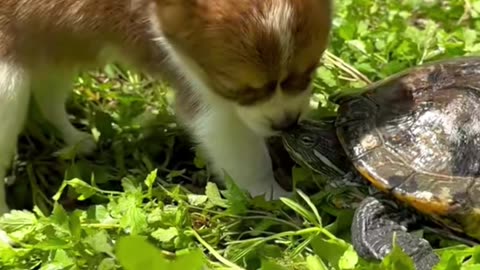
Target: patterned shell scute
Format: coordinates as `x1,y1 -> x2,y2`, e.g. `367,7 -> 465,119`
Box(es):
392,173 -> 473,230
336,57 -> 480,239
335,95 -> 380,159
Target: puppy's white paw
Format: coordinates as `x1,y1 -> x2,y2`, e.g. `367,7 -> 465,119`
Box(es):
247,177 -> 292,201
64,131 -> 97,155
267,182 -> 292,200
270,183 -> 292,199
72,132 -> 97,155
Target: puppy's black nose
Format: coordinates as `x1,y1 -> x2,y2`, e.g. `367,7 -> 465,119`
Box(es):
271,114 -> 299,131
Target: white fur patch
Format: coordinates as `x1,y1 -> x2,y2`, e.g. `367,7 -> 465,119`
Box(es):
0,62 -> 31,216
258,1 -> 295,68
31,69 -> 97,154
192,104 -> 291,199
236,84 -> 312,136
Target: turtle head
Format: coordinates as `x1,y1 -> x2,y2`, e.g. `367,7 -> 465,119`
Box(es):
281,118 -> 350,179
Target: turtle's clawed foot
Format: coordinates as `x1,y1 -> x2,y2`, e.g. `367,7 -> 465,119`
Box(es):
352,196 -> 439,270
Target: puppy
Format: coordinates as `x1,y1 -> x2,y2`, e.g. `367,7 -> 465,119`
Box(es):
0,0 -> 332,218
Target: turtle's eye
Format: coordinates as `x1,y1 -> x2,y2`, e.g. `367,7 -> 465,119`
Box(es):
300,135 -> 315,146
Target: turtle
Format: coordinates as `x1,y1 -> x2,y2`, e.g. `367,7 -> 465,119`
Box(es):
281,56 -> 480,270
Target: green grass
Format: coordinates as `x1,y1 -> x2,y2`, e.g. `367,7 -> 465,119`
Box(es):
2,0 -> 480,269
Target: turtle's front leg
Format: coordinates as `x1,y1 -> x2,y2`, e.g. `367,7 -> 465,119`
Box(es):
351,196 -> 439,270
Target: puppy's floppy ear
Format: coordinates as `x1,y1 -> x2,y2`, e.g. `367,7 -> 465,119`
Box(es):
152,0 -> 200,37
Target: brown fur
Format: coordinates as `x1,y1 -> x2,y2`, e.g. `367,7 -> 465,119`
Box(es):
155,0 -> 332,104
155,0 -> 332,119
0,0 -> 331,103
0,0 -> 175,81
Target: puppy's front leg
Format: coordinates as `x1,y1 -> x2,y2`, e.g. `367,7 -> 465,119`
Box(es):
191,106 -> 291,200
31,70 -> 96,155
0,61 -> 31,243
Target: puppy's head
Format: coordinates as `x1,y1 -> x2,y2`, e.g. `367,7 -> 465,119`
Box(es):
154,0 -> 332,136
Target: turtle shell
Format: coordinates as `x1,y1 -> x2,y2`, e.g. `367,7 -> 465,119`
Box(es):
335,56 -> 480,240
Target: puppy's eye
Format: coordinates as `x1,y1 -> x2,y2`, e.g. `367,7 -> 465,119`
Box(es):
281,65 -> 317,94
237,81 -> 277,106
263,81 -> 278,93
281,74 -> 313,93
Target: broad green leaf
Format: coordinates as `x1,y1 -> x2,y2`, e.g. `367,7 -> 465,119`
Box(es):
69,210 -> 82,241
435,245 -> 472,270
187,194 -> 208,206
316,66 -> 337,88
0,210 -> 37,231
338,20 -> 357,40
436,255 -> 461,270
471,245 -> 480,263
306,255 -> 328,270
121,178 -> 142,196
86,204 -> 116,224
116,194 -> 148,235
98,258 -> 117,270
151,227 -> 178,243
115,236 -> 168,269
260,260 -> 289,270
120,204 -> 147,235
193,150 -> 207,169
224,173 -> 249,215
51,202 -> 70,231
205,182 -> 228,208
0,210 -> 38,241
66,178 -> 97,200
144,169 -> 157,196
338,245 -> 358,269
116,236 -> 205,270
167,248 -> 205,270
0,241 -> 17,264
462,265 -> 480,270
40,249 -> 74,270
347,40 -> 367,54
311,235 -> 352,270
85,230 -> 113,254
34,238 -> 71,250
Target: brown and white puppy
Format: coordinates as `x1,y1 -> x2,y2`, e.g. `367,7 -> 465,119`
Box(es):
0,0 -> 332,221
